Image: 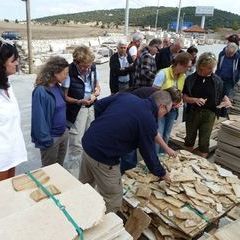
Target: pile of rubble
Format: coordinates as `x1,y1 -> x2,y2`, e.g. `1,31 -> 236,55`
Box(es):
122,150 -> 240,239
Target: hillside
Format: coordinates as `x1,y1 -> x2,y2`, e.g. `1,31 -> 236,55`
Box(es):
35,6 -> 240,30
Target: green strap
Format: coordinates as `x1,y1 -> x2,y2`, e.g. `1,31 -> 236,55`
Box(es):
26,171 -> 84,240
185,203 -> 209,223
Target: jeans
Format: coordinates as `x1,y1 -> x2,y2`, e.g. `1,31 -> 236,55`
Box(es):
223,81 -> 235,99
157,108 -> 178,154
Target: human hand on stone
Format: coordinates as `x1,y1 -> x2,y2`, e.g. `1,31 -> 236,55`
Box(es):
161,172 -> 171,183
165,147 -> 177,158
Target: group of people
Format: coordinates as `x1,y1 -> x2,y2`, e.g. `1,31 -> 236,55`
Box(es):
0,33 -> 238,214
0,41 -> 101,181
31,45 -> 101,178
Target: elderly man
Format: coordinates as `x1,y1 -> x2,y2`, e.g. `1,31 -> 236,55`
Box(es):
155,38 -> 184,71
134,38 -> 162,88
109,40 -> 134,94
216,42 -> 240,97
127,32 -> 144,62
79,90 -> 172,213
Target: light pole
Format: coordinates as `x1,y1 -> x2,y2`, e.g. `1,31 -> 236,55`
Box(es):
155,0 -> 160,31
124,0 -> 130,36
21,0 -> 33,74
181,12 -> 185,31
176,0 -> 182,33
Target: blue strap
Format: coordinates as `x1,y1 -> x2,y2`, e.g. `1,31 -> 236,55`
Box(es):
26,171 -> 84,240
185,203 -> 209,223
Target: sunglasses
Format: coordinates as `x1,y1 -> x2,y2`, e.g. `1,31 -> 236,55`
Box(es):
0,40 -> 15,51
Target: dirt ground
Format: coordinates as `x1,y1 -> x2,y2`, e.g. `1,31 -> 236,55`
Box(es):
0,21 -> 129,40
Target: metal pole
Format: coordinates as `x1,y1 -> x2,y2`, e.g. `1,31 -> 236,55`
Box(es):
201,15 -> 206,29
22,0 -> 33,73
124,0 -> 129,36
176,0 -> 182,33
181,12 -> 185,31
155,9 -> 159,30
155,0 -> 160,30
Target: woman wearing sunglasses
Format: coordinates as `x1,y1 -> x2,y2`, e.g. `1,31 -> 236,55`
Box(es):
0,39 -> 27,180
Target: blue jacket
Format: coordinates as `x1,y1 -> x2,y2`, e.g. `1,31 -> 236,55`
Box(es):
216,49 -> 240,84
82,93 -> 166,177
31,85 -> 62,149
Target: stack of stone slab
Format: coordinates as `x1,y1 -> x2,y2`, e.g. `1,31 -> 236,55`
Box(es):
215,119 -> 240,173
231,82 -> 240,115
0,164 -> 132,240
122,150 -> 240,239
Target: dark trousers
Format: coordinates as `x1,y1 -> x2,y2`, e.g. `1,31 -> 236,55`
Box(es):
185,108 -> 215,153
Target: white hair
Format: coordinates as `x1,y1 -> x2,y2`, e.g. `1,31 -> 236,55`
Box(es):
226,42 -> 238,55
117,39 -> 128,47
132,32 -> 144,41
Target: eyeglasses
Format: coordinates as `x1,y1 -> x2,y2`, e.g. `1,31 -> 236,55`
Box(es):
154,45 -> 161,52
164,104 -> 172,113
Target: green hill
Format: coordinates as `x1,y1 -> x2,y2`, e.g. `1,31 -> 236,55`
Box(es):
35,6 -> 240,30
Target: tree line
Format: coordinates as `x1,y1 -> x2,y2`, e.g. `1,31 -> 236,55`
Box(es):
35,6 -> 240,31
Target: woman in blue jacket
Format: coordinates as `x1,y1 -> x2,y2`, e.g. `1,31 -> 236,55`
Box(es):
31,56 -> 69,166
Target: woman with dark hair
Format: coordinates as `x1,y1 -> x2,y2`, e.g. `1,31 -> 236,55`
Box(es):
31,56 -> 69,167
0,39 -> 27,180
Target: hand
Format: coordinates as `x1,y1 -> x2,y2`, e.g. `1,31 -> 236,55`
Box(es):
161,172 -> 171,183
165,147 -> 177,158
80,99 -> 92,106
90,94 -> 97,103
94,87 -> 100,97
217,96 -> 232,109
172,102 -> 183,109
195,98 -> 207,107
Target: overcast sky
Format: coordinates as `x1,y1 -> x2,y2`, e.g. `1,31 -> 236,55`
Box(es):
1,0 -> 240,20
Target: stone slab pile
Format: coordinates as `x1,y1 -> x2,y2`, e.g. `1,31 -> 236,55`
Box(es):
0,164 -> 132,240
215,119 -> 240,173
231,82 -> 240,115
122,150 -> 240,239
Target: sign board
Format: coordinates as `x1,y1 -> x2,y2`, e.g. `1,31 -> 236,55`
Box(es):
195,6 -> 214,16
169,21 -> 193,30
